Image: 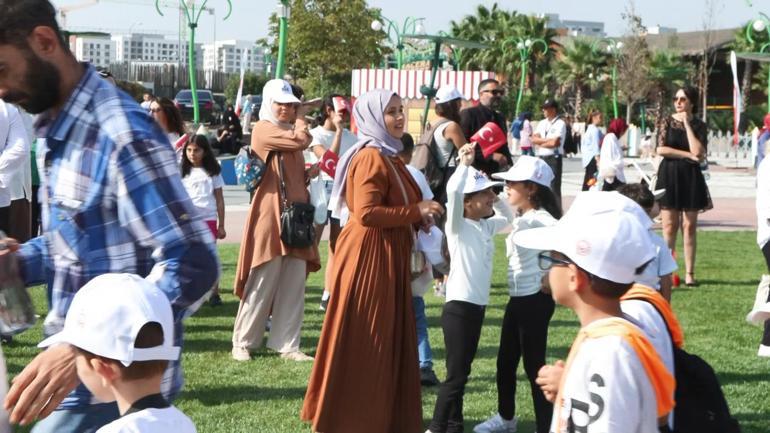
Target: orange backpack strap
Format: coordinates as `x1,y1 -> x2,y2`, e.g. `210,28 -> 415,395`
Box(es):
622,284 -> 684,349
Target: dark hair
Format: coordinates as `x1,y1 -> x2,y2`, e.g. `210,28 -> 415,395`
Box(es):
676,86 -> 699,114
523,181 -> 563,219
435,99 -> 462,123
154,97 -> 185,136
181,135 -> 221,178
400,133 -> 415,155
616,183 -> 655,211
477,78 -> 499,92
317,93 -> 343,124
586,271 -> 635,299
585,109 -> 602,125
77,322 -> 169,382
0,0 -> 67,50
518,111 -> 532,122
290,84 -> 305,101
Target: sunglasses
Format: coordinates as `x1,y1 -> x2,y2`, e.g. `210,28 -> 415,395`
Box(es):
672,96 -> 688,103
482,89 -> 505,96
537,251 -> 574,271
149,108 -> 162,113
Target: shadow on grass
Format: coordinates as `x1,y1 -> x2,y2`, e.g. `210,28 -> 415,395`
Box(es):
184,385 -> 307,406
717,371 -> 770,385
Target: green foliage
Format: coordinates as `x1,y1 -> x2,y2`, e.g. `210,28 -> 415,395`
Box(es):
264,0 -> 385,98
552,38 -> 606,118
754,62 -> 769,100
224,72 -> 270,105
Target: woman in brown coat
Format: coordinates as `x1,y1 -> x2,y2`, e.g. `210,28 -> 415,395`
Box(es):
301,90 -> 444,433
231,79 -> 320,362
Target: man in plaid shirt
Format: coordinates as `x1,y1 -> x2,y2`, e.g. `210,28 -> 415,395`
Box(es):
0,1 -> 219,431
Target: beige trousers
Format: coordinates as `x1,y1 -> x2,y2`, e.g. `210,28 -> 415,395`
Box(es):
232,255 -> 307,353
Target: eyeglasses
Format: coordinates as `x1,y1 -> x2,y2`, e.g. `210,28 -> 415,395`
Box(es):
149,108 -> 162,114
482,89 -> 505,96
537,251 -> 573,271
672,96 -> 688,103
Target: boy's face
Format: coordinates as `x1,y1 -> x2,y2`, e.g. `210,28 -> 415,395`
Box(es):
546,251 -> 580,306
75,353 -> 116,404
464,188 -> 496,220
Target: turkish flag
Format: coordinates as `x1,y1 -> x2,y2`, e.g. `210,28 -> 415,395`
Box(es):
320,150 -> 339,178
471,122 -> 507,158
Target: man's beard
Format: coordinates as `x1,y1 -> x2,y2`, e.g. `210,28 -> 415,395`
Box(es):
3,51 -> 61,114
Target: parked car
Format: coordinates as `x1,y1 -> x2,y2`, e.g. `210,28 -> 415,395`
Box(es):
174,89 -> 217,124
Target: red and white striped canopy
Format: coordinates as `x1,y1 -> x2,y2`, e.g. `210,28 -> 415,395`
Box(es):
351,69 -> 497,101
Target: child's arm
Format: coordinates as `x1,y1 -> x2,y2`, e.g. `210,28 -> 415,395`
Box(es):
490,192 -> 515,232
659,274 -> 672,302
214,187 -> 226,239
445,144 -> 475,235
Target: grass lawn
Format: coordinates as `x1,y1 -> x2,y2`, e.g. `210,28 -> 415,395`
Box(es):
4,231 -> 770,432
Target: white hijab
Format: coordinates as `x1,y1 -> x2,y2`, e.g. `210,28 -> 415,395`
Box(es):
258,79 -> 299,130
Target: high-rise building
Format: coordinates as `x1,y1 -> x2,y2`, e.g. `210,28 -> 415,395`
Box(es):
202,40 -> 265,74
542,13 -> 605,37
111,33 -> 203,68
69,34 -> 116,68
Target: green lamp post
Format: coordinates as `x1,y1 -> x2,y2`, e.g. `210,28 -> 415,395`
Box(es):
371,16 -> 425,69
746,13 -> 770,109
503,37 -> 548,117
275,0 -> 290,79
592,38 -> 624,119
402,34 -> 487,130
156,0 -> 232,125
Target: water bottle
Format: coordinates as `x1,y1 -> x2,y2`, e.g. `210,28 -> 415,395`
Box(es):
0,232 -> 36,335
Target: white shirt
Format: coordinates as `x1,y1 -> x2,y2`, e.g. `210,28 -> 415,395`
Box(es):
506,208 -> 557,297
757,156 -> 770,248
599,132 -> 626,183
581,124 -> 602,168
0,101 -> 31,207
636,231 -> 677,290
97,406 -> 196,433
534,116 -> 566,156
406,165 -> 436,297
181,167 -> 224,221
551,317 -> 659,433
309,126 -> 358,181
445,165 -> 512,305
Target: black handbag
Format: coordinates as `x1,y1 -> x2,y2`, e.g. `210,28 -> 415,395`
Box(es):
277,153 -> 315,248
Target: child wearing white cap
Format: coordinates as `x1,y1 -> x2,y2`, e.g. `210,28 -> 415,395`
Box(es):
513,192 -> 675,433
427,143 -> 512,433
474,156 -> 561,433
38,274 -> 195,433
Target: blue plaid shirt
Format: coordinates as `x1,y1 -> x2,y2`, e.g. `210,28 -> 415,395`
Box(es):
17,65 -> 219,409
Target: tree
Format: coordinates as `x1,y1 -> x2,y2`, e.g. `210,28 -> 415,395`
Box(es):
695,0 -> 722,122
732,23 -> 768,111
224,72 -> 270,105
552,38 -> 605,119
263,0 -> 385,97
617,1 -> 652,123
647,51 -> 692,126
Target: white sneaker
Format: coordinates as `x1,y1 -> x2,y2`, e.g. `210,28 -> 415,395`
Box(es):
280,351 -> 314,362
759,344 -> 770,358
474,413 -> 517,433
747,275 -> 770,325
231,347 -> 250,362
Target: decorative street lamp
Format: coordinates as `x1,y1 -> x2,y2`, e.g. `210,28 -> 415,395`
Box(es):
371,16 -> 425,69
503,36 -> 548,117
746,12 -> 770,109
403,33 -> 488,130
592,38 -> 623,119
275,1 -> 290,79
156,0 -> 232,125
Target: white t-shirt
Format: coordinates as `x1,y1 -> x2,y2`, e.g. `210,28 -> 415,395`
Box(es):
635,231 -> 677,290
757,155 -> 770,248
97,406 -> 196,433
406,165 -> 436,297
551,317 -> 659,433
506,208 -> 557,297
445,165 -> 513,305
599,132 -> 626,183
182,167 -> 224,221
533,116 -> 566,156
309,126 -> 358,181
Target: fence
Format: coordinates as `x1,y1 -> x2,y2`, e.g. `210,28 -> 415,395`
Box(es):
108,62 -> 235,99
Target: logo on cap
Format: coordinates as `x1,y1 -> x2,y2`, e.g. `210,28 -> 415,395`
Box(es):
282,84 -> 291,93
575,240 -> 591,256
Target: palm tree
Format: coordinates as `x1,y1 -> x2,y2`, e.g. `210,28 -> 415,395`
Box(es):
732,22 -> 769,111
647,50 -> 692,126
552,38 -> 605,118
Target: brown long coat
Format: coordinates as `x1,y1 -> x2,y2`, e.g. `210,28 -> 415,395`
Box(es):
301,147 -> 424,433
233,120 -> 321,298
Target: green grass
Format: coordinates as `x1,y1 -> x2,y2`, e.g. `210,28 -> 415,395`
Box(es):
4,231 -> 770,432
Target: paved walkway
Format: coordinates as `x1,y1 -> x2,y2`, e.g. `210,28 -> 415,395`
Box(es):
219,157 -> 759,244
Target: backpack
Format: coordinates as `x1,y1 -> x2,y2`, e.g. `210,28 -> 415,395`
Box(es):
412,118 -> 454,200
234,146 -> 271,193
510,118 -> 523,140
626,296 -> 741,433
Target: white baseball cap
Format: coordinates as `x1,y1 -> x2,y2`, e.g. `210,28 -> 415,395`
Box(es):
492,155 -> 554,188
514,192 -> 655,284
39,274 -> 180,366
435,85 -> 463,104
463,166 -> 503,194
264,79 -> 301,104
565,191 -> 653,228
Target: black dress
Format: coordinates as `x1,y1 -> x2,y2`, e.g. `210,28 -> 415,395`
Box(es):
655,116 -> 712,211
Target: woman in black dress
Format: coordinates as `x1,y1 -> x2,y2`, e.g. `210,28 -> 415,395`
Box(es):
655,86 -> 711,286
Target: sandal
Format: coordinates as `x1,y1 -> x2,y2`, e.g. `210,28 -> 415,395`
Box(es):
685,272 -> 698,287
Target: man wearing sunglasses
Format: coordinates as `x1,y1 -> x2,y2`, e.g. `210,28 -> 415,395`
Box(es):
460,79 -> 513,176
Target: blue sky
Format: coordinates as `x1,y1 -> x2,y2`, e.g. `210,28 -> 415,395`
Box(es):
53,0 -> 761,44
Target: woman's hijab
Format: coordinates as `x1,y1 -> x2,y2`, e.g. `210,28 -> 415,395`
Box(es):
258,79 -> 300,130
329,89 -> 403,222
603,118 -> 628,144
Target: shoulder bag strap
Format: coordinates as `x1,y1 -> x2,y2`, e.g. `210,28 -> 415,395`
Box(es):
277,152 -> 288,211
383,155 -> 409,206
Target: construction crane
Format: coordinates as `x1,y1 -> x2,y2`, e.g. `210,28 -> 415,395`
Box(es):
58,0 -> 100,29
